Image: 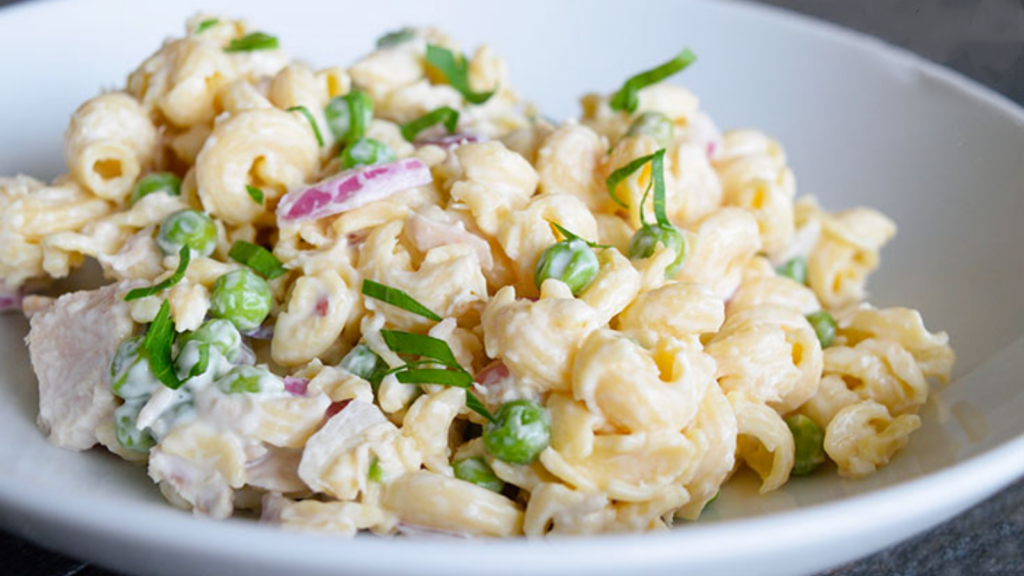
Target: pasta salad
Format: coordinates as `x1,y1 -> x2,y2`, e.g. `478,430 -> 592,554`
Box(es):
2,15 -> 955,537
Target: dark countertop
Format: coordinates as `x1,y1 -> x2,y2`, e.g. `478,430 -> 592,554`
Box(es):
1,0 -> 1021,575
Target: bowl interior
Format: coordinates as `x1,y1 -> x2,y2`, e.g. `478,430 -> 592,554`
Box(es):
0,0 -> 1021,543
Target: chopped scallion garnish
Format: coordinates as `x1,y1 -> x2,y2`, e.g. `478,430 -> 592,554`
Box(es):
609,48 -> 697,114
376,28 -> 416,48
549,221 -> 610,249
195,18 -> 219,34
142,300 -> 182,390
368,457 -> 384,482
425,44 -> 495,104
124,246 -> 191,302
605,149 -> 664,211
378,328 -> 495,421
187,343 -> 211,379
399,106 -> 459,142
246,184 -> 264,205
362,280 -> 442,322
228,241 -> 286,280
286,105 -> 325,147
224,32 -> 279,53
380,330 -> 458,366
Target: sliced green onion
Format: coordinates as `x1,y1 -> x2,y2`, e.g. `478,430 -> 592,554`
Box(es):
605,149 -> 667,217
142,300 -> 181,390
124,246 -> 191,302
399,106 -> 459,142
609,49 -> 697,113
224,32 -> 278,53
186,343 -> 211,379
466,393 -> 496,423
246,185 -> 264,205
425,44 -> 495,104
362,279 -> 442,321
195,18 -> 218,34
286,105 -> 325,147
368,457 -> 384,482
228,241 -> 286,280
380,330 -> 458,366
377,28 -> 416,48
395,368 -> 473,387
550,221 -> 610,249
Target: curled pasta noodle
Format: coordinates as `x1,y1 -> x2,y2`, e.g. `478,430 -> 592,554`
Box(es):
618,282 -> 725,341
523,482 -> 616,537
798,374 -> 860,430
358,219 -> 488,330
823,338 -> 928,416
535,123 -> 607,210
728,265 -> 821,316
196,108 -> 320,225
64,93 -> 157,202
380,471 -> 523,537
727,391 -> 794,494
400,388 -> 465,474
572,329 -> 715,433
676,208 -> 761,299
802,199 -> 897,308
824,399 -> 921,478
278,499 -> 392,535
481,281 -> 599,393
449,141 -> 539,237
272,269 -> 358,367
677,384 -> 738,520
497,193 -> 597,293
128,37 -> 237,127
576,248 -> 640,326
839,306 -> 955,382
707,305 -> 823,414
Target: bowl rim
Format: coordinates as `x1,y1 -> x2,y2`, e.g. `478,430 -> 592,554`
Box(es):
0,0 -> 1021,572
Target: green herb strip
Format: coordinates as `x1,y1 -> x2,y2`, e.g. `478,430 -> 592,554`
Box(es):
142,300 -> 182,390
228,241 -> 286,280
124,246 -> 191,302
286,105 -> 325,147
425,44 -> 495,104
609,48 -> 697,113
246,185 -> 264,205
399,106 -> 459,142
362,280 -> 442,322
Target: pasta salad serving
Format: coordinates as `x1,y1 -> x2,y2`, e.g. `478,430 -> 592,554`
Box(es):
1,14 -> 955,538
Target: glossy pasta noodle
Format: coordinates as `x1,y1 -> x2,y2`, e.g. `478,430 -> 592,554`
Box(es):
3,14 -> 955,537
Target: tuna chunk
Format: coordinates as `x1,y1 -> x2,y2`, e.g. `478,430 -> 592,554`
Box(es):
27,282 -> 137,450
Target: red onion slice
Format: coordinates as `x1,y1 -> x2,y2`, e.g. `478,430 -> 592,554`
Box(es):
417,133 -> 485,150
0,284 -> 23,314
277,158 -> 432,223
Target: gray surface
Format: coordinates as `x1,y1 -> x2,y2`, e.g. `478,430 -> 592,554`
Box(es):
0,0 -> 1021,575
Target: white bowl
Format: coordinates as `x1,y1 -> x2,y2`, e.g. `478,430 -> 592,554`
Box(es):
1,1 -> 1022,575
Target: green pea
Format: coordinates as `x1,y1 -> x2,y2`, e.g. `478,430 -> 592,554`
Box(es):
215,365 -> 284,395
368,457 -> 384,483
324,90 -> 373,143
178,319 -> 243,362
209,269 -> 273,331
806,310 -> 837,348
376,28 -> 416,48
628,223 -> 686,278
340,137 -> 397,170
626,111 -> 675,149
115,400 -> 156,453
534,239 -> 599,295
156,209 -> 217,257
130,172 -> 181,206
453,457 -> 505,493
339,344 -> 389,391
110,336 -> 161,400
776,256 -> 808,285
483,399 -> 551,465
785,414 -> 826,476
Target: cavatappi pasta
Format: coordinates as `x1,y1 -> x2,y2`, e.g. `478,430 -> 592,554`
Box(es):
5,15 -> 955,537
